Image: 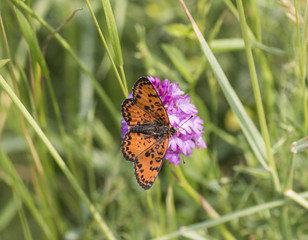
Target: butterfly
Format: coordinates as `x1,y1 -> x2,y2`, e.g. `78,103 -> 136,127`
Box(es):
121,77 -> 176,190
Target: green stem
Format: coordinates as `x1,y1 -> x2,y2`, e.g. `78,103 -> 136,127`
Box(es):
236,0 -> 281,192
300,0 -> 308,133
174,166 -> 236,240
120,65 -> 128,94
85,0 -> 128,97
10,0 -> 120,128
147,190 -> 160,237
0,149 -> 53,238
155,191 -> 308,240
14,193 -> 33,240
281,206 -> 292,240
179,0 -> 269,170
285,152 -> 296,190
285,189 -> 308,210
0,74 -> 116,240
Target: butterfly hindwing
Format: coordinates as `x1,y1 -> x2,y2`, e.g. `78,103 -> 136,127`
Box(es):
132,77 -> 169,124
122,132 -> 158,162
134,136 -> 169,190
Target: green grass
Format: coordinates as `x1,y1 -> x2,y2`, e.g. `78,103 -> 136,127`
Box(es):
0,0 -> 308,239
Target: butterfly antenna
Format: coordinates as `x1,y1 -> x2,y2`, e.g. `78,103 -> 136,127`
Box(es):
178,114 -> 194,131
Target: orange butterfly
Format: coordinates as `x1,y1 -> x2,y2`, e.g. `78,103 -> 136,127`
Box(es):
121,77 -> 176,190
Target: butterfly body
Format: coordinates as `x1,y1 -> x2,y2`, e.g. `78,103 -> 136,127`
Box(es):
129,124 -> 175,136
121,77 -> 176,190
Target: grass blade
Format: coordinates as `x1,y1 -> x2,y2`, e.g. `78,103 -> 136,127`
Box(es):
0,59 -> 10,68
86,0 -> 128,96
14,7 -> 48,76
0,74 -> 116,240
179,0 -> 268,169
235,0 -> 280,191
155,191 -> 308,240
11,0 -> 121,127
102,0 -> 123,67
0,149 -> 52,238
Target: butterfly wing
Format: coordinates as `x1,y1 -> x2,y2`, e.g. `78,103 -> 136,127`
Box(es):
121,99 -> 158,126
121,77 -> 172,190
134,135 -> 169,190
122,132 -> 159,162
132,77 -> 169,124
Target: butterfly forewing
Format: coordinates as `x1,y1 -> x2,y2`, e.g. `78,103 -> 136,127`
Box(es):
132,77 -> 169,124
122,132 -> 159,162
134,136 -> 169,190
121,99 -> 158,126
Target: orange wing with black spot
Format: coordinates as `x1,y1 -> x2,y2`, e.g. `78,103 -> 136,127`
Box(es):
121,99 -> 158,126
121,77 -> 172,190
122,132 -> 158,162
131,77 -> 169,124
134,136 -> 169,190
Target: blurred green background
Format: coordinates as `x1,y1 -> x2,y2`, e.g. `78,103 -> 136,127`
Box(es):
0,0 -> 308,239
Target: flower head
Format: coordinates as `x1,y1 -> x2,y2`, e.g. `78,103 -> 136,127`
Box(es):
121,76 -> 206,166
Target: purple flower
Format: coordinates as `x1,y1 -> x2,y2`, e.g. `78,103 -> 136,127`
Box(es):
121,76 -> 206,166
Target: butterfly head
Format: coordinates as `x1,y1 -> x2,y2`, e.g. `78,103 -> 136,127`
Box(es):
170,126 -> 177,136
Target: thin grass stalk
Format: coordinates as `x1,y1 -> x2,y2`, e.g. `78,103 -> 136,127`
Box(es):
0,13 -> 19,90
14,193 -> 33,240
146,190 -> 160,237
250,0 -> 262,41
281,206 -> 292,239
42,59 -> 77,176
224,0 -> 275,113
33,161 -> 62,235
235,0 -> 281,192
86,0 -> 128,96
207,72 -> 219,178
0,149 -> 53,238
293,0 -> 304,81
301,1 -> 308,133
85,109 -> 97,199
285,152 -> 296,190
42,73 -> 79,181
156,181 -> 166,235
1,13 -> 45,177
250,0 -> 274,113
174,166 -> 236,240
0,74 -> 116,240
101,0 -> 128,93
155,191 -> 308,240
179,0 -> 270,168
0,192 -> 19,233
293,0 -> 307,133
284,189 -> 308,210
10,0 -> 120,127
2,8 -> 65,233
101,0 -> 123,67
166,184 -> 176,235
120,65 -> 127,94
0,29 -> 59,240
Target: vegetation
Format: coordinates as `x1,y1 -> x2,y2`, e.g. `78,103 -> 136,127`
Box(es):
0,0 -> 307,239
